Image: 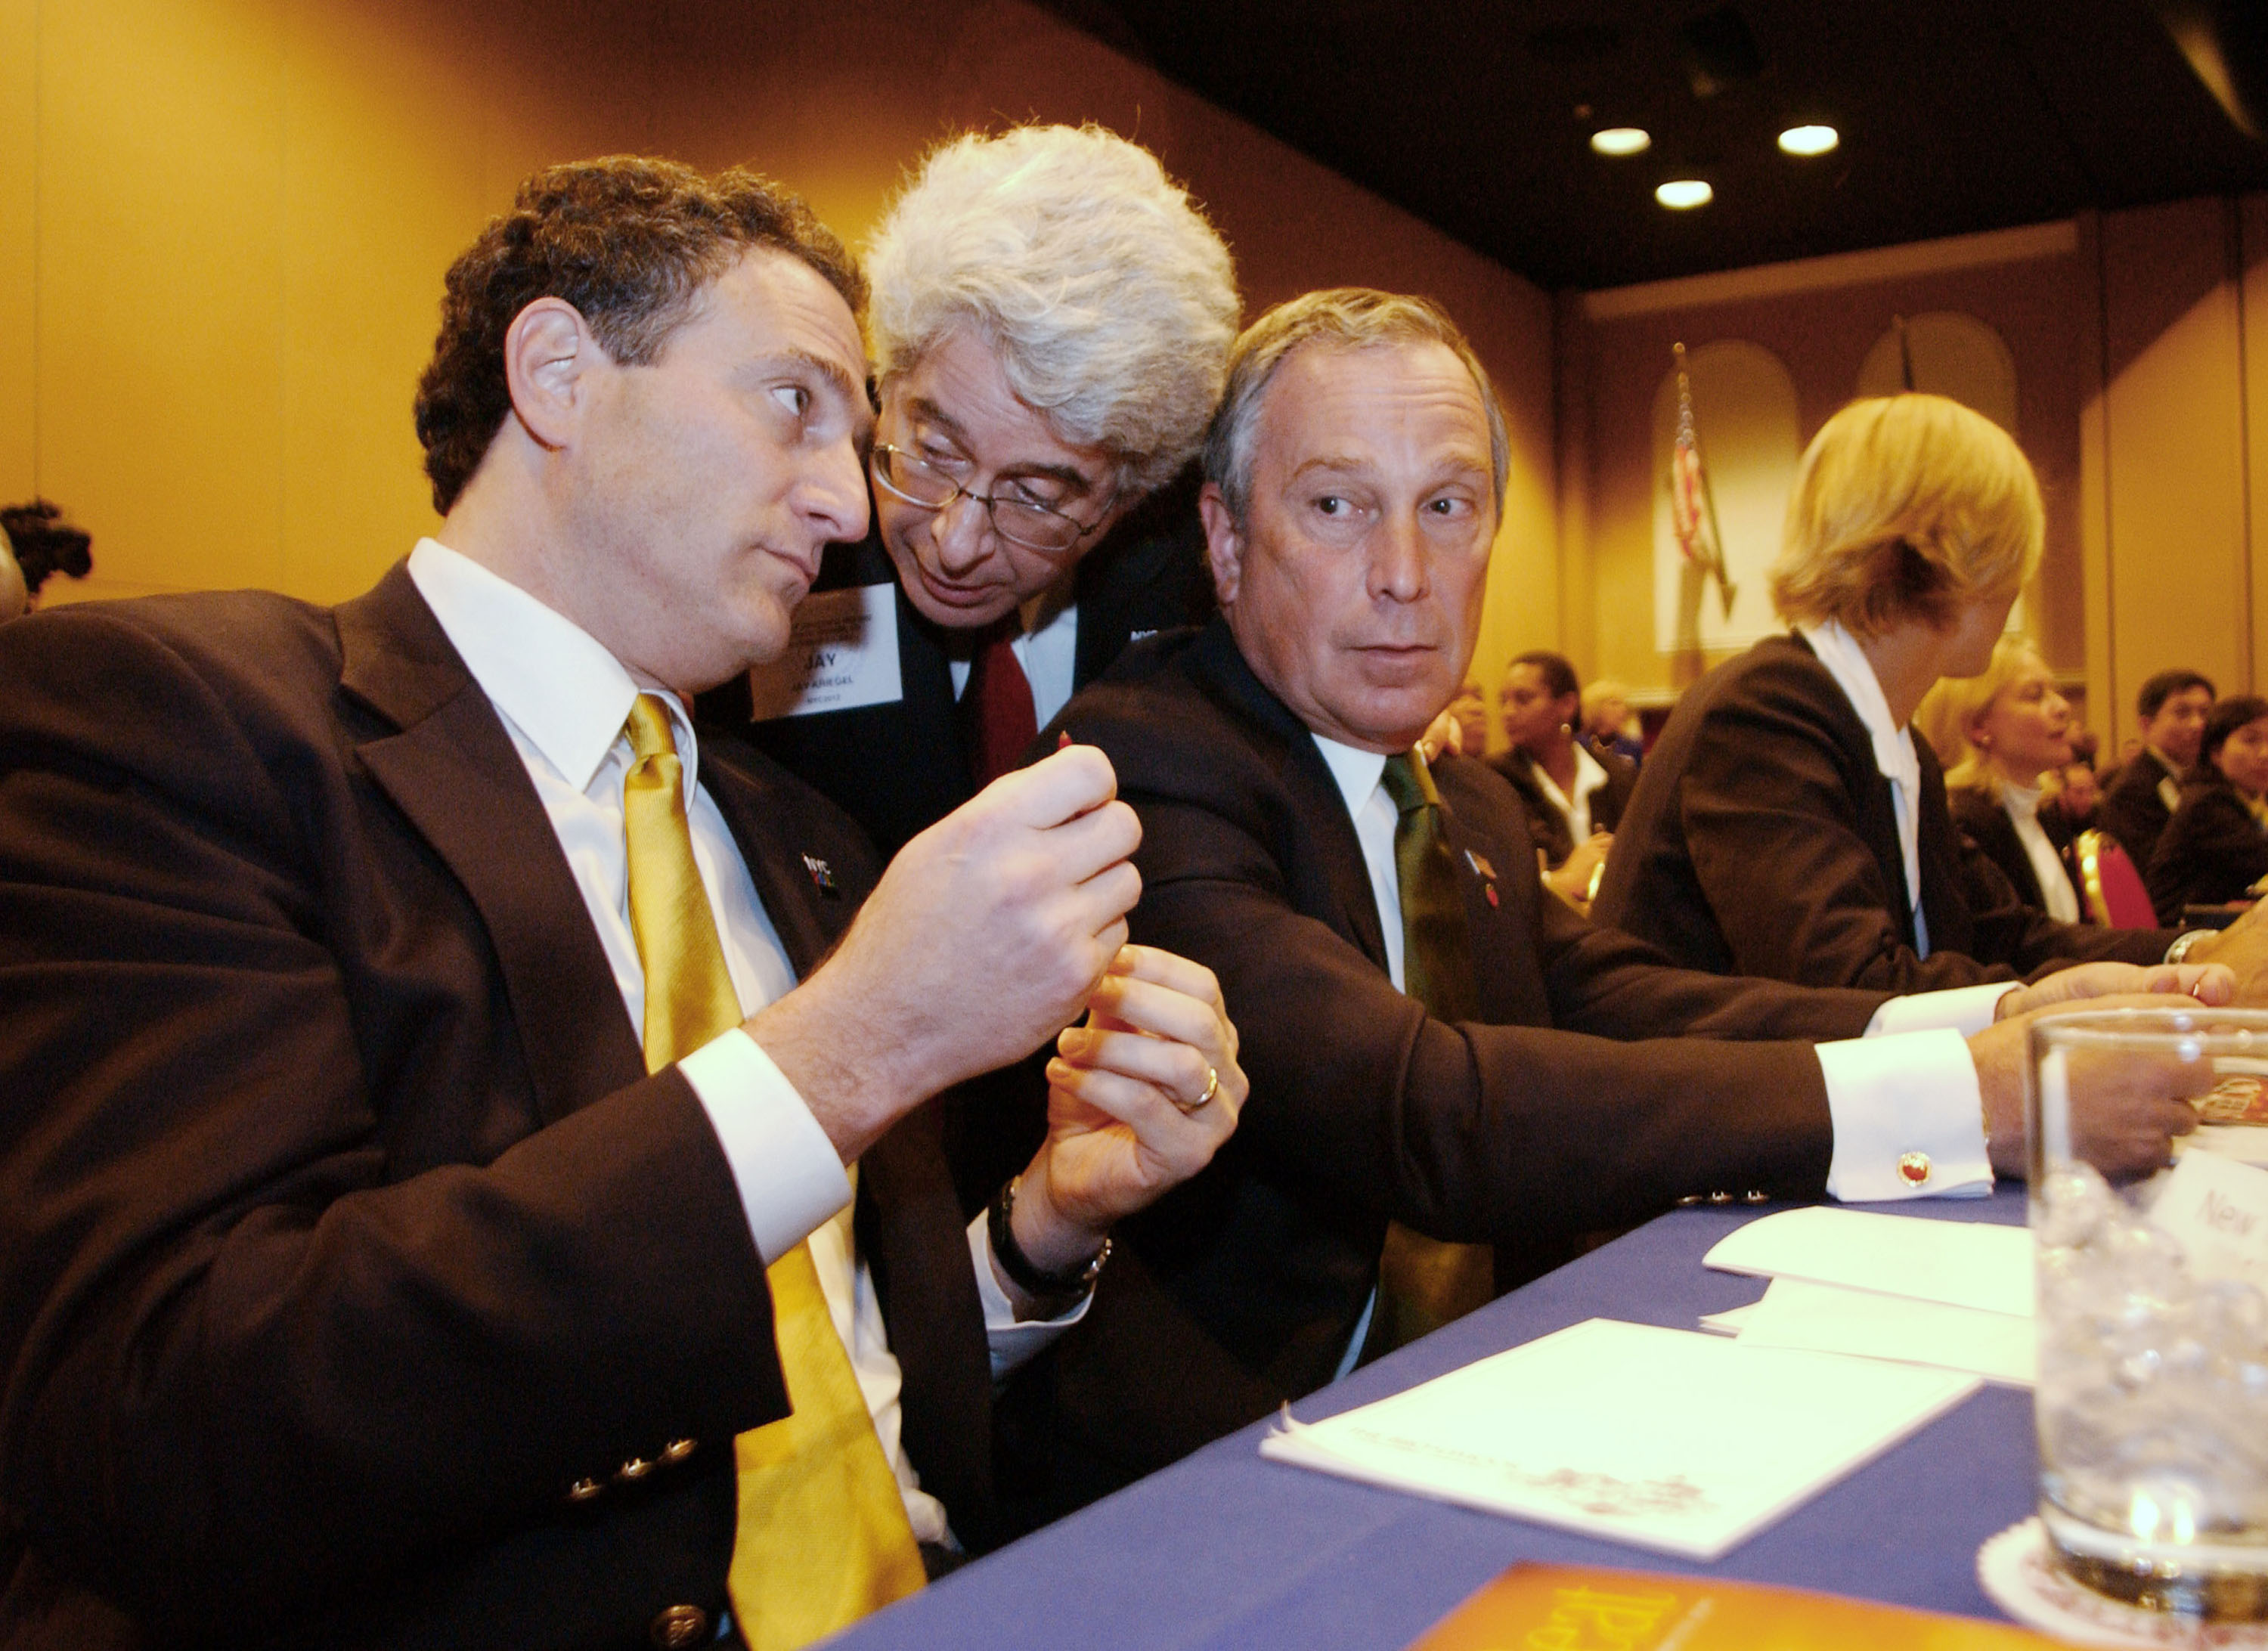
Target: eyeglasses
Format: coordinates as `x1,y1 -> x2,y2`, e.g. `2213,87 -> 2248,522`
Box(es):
871,443 -> 1112,555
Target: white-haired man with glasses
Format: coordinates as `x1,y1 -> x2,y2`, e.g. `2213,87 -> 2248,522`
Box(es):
718,124 -> 1241,856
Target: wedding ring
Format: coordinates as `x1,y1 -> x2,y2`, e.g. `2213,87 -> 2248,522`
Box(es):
1178,1065 -> 1221,1114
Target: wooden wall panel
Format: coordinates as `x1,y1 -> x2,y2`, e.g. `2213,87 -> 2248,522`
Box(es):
0,0 -> 34,505
13,0 -> 1559,655
2099,197 -> 2249,711
37,0 -> 290,603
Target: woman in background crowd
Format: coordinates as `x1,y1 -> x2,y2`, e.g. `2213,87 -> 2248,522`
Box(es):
1916,635 -> 2083,922
2147,695 -> 2268,921
1490,650 -> 1635,909
1595,393 -> 2175,989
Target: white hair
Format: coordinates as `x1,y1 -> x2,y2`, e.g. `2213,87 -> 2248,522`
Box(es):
864,125 -> 1240,499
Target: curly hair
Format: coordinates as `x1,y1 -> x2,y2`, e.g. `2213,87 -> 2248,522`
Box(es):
863,125 -> 1238,500
413,156 -> 866,515
1203,288 -> 1510,525
1769,394 -> 2042,639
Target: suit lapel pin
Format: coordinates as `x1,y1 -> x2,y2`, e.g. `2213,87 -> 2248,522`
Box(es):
1464,849 -> 1500,907
801,853 -> 838,897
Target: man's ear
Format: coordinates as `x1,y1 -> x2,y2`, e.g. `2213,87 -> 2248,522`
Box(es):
1198,482 -> 1244,607
503,297 -> 600,452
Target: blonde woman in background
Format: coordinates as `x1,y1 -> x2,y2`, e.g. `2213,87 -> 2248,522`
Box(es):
1595,393 -> 2185,990
1915,636 -> 2084,922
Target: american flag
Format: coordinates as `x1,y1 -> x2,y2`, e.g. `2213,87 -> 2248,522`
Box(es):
1670,342 -> 1736,621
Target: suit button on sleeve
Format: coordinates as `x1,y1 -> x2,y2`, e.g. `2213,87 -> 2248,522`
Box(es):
649,1603 -> 711,1648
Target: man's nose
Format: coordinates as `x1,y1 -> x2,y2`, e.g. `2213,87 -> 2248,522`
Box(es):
930,491 -> 995,575
1370,513 -> 1430,602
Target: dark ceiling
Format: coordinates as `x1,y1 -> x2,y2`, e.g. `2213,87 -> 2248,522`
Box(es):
1039,0 -> 2268,291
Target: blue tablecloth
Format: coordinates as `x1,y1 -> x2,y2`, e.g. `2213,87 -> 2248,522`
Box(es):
835,1191 -> 2035,1650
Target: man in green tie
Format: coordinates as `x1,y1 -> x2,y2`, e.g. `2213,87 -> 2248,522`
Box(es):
0,156 -> 1244,1648
1026,286 -> 2223,1507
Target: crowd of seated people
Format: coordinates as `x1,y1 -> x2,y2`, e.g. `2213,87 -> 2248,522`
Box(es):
8,133 -> 2268,1651
2146,693 -> 2268,920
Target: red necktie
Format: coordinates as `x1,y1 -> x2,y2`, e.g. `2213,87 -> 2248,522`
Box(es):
962,618 -> 1038,788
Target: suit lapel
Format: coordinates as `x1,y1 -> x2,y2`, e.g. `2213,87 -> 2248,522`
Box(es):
1188,624 -> 1392,969
336,563 -> 646,1126
695,742 -> 851,977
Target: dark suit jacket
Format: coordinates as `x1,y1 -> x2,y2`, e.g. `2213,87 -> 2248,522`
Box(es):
713,469 -> 1213,856
1004,621 -> 1892,1510
1488,745 -> 1639,868
2101,750 -> 2184,869
0,567 -> 992,1649
2146,775 -> 2268,919
1947,785 -> 2078,917
1594,634 -> 2172,992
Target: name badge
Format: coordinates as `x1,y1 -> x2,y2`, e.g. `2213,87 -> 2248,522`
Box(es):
2149,1148 -> 2268,1287
745,584 -> 902,720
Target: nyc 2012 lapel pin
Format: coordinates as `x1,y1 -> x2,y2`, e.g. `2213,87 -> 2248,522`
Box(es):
1464,848 -> 1501,906
801,853 -> 838,897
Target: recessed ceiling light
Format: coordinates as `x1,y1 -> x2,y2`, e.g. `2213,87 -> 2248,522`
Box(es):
1656,178 -> 1713,209
1778,124 -> 1839,156
1590,127 -> 1652,156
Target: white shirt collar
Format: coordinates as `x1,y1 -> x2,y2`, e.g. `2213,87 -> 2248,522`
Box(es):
1800,620 -> 1916,786
2003,779 -> 2042,821
406,537 -> 688,792
1312,733 -> 1391,822
1801,619 -> 1927,948
1526,741 -> 1610,819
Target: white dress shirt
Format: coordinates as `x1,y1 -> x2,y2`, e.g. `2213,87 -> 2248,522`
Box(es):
1311,734 -> 1997,1207
1523,740 -> 1613,844
947,584 -> 1081,728
2002,782 -> 2082,922
407,539 -> 1074,1544
1802,620 -> 1931,957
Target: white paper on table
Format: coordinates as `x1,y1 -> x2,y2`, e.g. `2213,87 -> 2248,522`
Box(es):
1696,1303 -> 1756,1336
1734,1277 -> 2035,1386
2147,1149 -> 2268,1287
2183,1125 -> 2268,1169
1703,1206 -> 2033,1318
1257,1318 -> 1980,1561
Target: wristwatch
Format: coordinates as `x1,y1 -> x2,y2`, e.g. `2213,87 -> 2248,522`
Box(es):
988,1175 -> 1111,1312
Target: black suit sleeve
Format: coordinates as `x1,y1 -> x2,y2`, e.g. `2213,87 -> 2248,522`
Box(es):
0,611 -> 786,1636
1123,789 -> 1843,1243
1646,656 -> 2162,990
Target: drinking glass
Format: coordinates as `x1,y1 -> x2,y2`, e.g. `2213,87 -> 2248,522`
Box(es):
2029,1006 -> 2268,1619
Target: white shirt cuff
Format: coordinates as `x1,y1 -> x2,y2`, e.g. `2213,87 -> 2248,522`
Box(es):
1818,1027 -> 1994,1202
679,1030 -> 851,1265
1864,982 -> 2017,1040
968,1211 -> 1092,1381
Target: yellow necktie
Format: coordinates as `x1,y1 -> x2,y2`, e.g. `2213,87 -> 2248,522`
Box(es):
619,695 -> 925,1650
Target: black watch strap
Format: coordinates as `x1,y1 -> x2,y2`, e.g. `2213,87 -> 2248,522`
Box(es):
988,1176 -> 1111,1305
